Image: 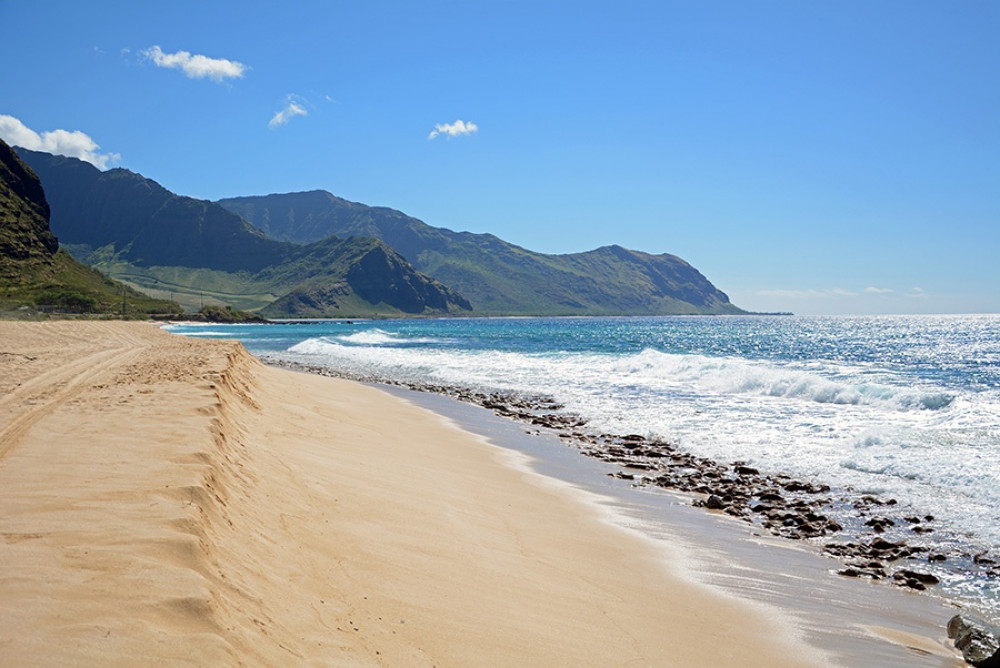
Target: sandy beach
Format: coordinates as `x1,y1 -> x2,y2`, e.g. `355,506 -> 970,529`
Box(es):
0,322 -> 959,666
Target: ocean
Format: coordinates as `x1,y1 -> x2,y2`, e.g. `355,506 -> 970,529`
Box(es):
168,314 -> 1000,617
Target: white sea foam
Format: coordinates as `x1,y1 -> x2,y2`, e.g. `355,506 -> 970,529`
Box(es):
176,330 -> 232,337
331,328 -> 444,346
622,349 -> 954,412
167,315 -> 1000,614
279,334 -> 1000,554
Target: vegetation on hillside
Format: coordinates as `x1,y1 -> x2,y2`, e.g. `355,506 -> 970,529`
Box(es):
15,146 -> 745,319
0,140 -> 181,318
219,190 -> 746,316
17,149 -> 472,318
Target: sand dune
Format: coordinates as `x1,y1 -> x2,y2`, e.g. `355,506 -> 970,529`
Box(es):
0,321 -> 836,666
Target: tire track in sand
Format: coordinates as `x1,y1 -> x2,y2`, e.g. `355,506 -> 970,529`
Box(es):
0,346 -> 143,462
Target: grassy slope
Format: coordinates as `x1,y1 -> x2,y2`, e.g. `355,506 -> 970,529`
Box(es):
0,141 -> 179,317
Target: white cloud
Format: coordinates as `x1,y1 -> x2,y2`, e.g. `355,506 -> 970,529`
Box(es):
268,100 -> 308,129
142,45 -> 246,82
0,114 -> 120,169
864,286 -> 894,294
428,119 -> 478,140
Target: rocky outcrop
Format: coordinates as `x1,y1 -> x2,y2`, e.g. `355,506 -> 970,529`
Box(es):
0,141 -> 58,281
949,614 -> 1000,667
345,243 -> 472,313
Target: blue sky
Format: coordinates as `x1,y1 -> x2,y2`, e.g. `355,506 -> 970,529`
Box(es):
2,1 -> 997,314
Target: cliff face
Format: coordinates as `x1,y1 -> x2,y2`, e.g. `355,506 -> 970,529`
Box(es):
219,190 -> 745,316
0,140 -> 179,315
0,141 -> 58,282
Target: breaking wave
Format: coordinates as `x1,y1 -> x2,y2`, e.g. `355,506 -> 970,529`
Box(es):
621,349 -> 954,412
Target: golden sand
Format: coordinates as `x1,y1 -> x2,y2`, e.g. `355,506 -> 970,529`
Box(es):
0,321 -> 839,666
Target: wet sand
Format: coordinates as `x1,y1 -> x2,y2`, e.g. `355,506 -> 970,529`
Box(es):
394,387 -> 968,667
0,322 -> 963,666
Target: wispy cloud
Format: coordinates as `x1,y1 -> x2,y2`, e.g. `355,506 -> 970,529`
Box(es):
269,98 -> 308,129
428,119 -> 478,140
755,288 -> 859,299
0,114 -> 120,169
142,45 -> 246,82
756,285 -> 928,302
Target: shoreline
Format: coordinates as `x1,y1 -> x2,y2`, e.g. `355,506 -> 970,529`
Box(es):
0,321 -> 823,665
265,356 -> 998,615
384,383 -> 971,666
0,322 -> 964,665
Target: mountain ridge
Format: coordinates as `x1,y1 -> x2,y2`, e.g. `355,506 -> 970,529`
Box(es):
219,190 -> 745,316
15,149 -> 471,318
14,146 -> 745,318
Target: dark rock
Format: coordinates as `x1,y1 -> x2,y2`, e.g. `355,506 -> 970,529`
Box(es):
865,516 -> 895,533
896,569 -> 940,585
947,614 -> 1000,667
782,481 -> 812,493
798,522 -> 822,536
871,538 -> 901,552
838,565 -> 885,580
896,577 -> 926,590
705,494 -> 728,510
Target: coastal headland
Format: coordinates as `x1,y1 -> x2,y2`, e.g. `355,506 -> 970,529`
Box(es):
0,322 -> 963,666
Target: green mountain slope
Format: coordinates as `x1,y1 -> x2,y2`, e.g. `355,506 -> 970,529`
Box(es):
219,190 -> 745,315
18,148 -> 293,273
0,139 -> 179,316
15,150 -> 471,317
257,235 -> 471,317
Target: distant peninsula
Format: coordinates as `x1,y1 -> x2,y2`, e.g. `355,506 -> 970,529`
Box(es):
220,190 -> 746,316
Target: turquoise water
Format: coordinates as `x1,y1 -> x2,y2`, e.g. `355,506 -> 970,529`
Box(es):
168,314 -> 1000,612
